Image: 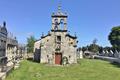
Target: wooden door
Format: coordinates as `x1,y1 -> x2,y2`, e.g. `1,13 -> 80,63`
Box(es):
55,53 -> 62,65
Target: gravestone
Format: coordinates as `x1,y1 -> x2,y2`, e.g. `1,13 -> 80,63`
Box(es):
79,50 -> 83,59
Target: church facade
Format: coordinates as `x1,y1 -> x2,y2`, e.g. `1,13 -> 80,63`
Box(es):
34,6 -> 78,65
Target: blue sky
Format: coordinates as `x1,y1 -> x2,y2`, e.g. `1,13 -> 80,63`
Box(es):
0,0 -> 120,47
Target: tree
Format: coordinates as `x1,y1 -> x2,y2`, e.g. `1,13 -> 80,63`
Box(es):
88,44 -> 99,53
27,36 -> 36,53
81,39 -> 100,53
108,26 -> 120,51
88,39 -> 99,53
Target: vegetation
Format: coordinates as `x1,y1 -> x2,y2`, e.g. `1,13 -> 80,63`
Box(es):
108,26 -> 120,51
26,35 -> 36,53
6,59 -> 120,80
88,39 -> 99,53
80,39 -> 100,53
79,45 -> 116,54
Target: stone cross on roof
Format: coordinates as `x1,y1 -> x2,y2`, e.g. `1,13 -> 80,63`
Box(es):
58,1 -> 62,13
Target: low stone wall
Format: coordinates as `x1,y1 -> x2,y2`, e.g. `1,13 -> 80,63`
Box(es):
94,55 -> 120,64
0,59 -> 21,80
0,65 -> 14,80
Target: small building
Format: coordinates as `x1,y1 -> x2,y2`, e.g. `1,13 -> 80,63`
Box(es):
34,5 -> 78,65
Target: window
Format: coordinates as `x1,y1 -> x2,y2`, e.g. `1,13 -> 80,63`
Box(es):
60,19 -> 64,28
47,39 -> 49,42
69,42 -> 73,46
47,55 -> 49,58
54,19 -> 59,30
57,36 -> 61,42
60,19 -> 64,23
71,42 -> 73,45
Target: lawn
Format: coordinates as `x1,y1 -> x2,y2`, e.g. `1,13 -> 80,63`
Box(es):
6,59 -> 120,80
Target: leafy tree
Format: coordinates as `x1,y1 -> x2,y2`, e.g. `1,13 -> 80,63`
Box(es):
88,44 -> 99,53
81,39 -> 100,53
27,36 -> 36,53
108,26 -> 120,51
88,39 -> 99,53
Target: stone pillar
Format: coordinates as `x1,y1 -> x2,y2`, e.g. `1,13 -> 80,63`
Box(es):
63,18 -> 67,30
79,50 -> 83,59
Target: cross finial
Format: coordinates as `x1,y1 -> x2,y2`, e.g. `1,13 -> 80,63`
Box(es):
58,1 -> 62,12
3,21 -> 6,27
42,32 -> 44,37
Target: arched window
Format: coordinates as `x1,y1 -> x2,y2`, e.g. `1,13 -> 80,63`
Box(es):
54,19 -> 59,30
60,19 -> 64,29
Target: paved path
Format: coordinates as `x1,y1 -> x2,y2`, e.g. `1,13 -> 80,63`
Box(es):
94,55 -> 120,63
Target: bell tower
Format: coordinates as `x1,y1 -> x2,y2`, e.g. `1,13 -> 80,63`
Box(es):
51,2 -> 68,31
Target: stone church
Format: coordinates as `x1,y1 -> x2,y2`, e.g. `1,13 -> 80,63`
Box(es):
34,5 -> 78,65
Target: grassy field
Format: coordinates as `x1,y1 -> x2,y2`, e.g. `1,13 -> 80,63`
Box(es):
6,59 -> 120,80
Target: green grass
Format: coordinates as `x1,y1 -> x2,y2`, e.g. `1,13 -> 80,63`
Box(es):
6,59 -> 120,80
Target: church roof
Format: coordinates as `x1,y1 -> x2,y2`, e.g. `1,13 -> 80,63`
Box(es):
51,29 -> 67,32
41,33 -> 51,39
66,34 -> 77,39
52,12 -> 67,17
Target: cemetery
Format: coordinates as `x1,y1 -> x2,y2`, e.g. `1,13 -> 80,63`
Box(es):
0,1 -> 120,80
0,20 -> 119,80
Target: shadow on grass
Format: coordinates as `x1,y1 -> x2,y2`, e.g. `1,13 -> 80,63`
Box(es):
27,57 -> 40,63
110,61 -> 120,68
27,57 -> 34,61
